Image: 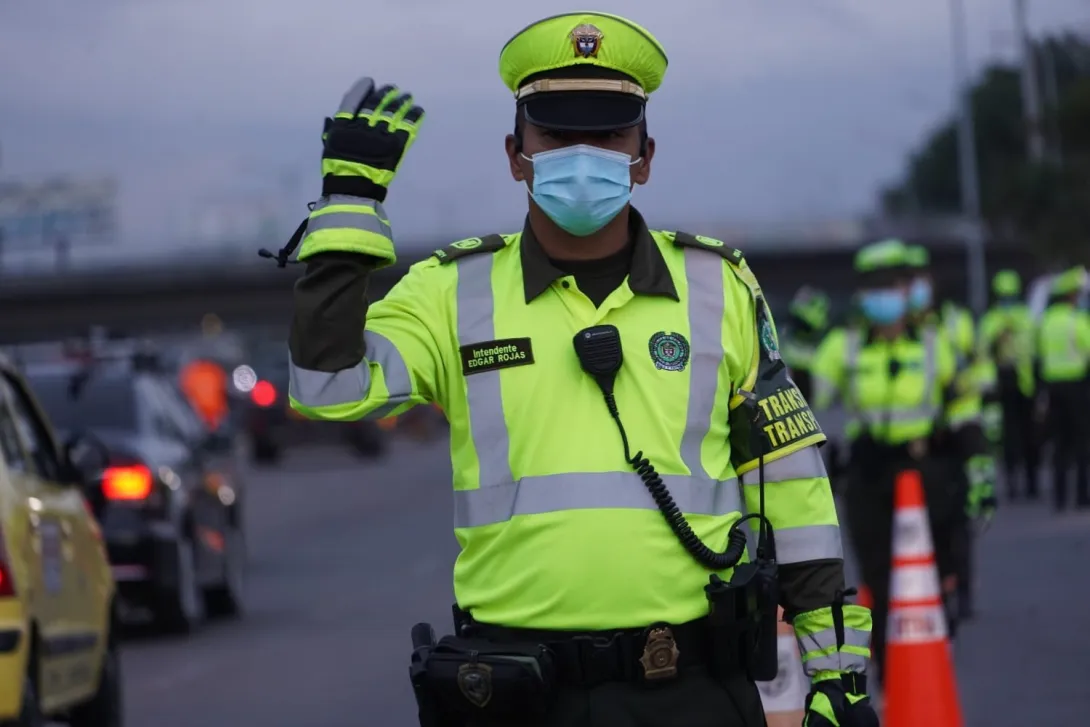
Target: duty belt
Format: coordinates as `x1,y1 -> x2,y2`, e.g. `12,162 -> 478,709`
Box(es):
459,616 -> 718,687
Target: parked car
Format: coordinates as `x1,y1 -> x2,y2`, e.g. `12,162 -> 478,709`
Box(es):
0,352 -> 123,725
23,354 -> 246,635
239,340 -> 387,465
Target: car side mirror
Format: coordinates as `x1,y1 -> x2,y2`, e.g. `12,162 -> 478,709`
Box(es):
61,431 -> 110,485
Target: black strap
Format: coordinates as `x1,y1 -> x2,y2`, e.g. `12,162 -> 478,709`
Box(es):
673,231 -> 745,264
320,175 -> 387,202
465,617 -> 719,687
431,233 -> 507,264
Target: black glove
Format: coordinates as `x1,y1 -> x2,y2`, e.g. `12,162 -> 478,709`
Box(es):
803,676 -> 879,727
320,76 -> 425,203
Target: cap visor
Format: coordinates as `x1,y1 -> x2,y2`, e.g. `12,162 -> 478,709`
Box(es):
522,92 -> 644,131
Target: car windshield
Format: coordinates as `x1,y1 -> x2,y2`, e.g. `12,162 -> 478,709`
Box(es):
26,372 -> 139,432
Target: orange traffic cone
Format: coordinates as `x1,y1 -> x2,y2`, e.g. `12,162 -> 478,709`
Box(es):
756,607 -> 807,726
883,469 -> 963,727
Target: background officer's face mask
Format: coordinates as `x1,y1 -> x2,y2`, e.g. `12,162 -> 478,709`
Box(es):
522,145 -> 639,237
908,277 -> 932,312
859,288 -> 907,325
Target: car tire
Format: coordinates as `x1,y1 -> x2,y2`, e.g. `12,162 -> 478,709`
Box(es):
151,539 -> 205,636
204,527 -> 246,619
15,669 -> 44,727
67,630 -> 123,727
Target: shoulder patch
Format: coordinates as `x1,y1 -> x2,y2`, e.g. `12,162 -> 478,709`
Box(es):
672,231 -> 745,264
432,234 -> 507,264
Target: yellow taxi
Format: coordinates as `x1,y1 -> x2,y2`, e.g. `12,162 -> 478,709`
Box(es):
0,353 -> 121,725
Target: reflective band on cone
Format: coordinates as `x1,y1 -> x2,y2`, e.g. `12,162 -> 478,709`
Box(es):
757,607 -> 807,726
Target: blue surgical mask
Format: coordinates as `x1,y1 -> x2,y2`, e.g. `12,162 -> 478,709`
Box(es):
523,145 -> 638,236
908,278 -> 932,312
860,289 -> 907,325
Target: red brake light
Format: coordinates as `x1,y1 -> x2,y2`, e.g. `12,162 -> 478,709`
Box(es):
0,535 -> 14,597
251,380 -> 276,407
102,465 -> 154,501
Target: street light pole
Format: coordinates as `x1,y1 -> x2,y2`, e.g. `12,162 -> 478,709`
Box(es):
1014,0 -> 1047,162
949,0 -> 988,314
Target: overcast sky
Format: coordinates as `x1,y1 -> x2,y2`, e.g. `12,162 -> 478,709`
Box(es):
1,0 -> 1087,250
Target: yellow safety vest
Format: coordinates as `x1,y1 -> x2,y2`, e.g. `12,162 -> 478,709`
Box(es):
811,326 -> 977,446
289,228 -> 838,629
1037,303 -> 1090,383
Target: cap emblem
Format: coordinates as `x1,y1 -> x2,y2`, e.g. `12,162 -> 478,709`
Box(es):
570,24 -> 603,58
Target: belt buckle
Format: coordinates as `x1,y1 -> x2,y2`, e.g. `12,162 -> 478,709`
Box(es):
639,626 -> 679,681
571,634 -> 621,687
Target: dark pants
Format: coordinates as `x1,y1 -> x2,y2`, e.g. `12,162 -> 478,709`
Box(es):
467,669 -> 765,727
1045,381 -> 1090,510
842,455 -> 962,682
998,372 -> 1039,498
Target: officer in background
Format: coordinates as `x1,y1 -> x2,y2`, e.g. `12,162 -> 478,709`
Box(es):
811,239 -> 996,682
280,12 -> 876,727
780,286 -> 831,401
902,243 -> 987,618
978,270 -> 1039,500
1036,266 -> 1090,511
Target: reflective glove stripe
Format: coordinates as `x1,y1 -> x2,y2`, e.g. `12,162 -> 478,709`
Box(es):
297,196 -> 395,265
792,604 -> 871,677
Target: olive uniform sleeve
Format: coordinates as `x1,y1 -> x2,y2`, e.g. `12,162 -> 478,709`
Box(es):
708,252 -> 845,610
699,252 -> 869,681
288,251 -> 448,421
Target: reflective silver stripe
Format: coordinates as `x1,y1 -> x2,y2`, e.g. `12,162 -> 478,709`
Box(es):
287,330 -> 411,410
678,247 -> 726,479
844,328 -> 862,409
453,472 -> 742,528
797,626 -> 870,675
305,196 -> 392,238
456,255 -> 513,488
774,524 -> 843,564
811,375 -> 838,411
362,331 -> 414,418
289,361 -> 370,408
856,407 -> 935,425
740,447 -> 827,485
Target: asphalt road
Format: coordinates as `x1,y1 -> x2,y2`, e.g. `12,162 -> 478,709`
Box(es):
118,438 -> 1090,727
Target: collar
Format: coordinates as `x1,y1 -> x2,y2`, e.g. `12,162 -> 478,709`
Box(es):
519,207 -> 679,303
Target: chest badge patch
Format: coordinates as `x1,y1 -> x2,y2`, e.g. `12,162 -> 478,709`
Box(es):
460,337 -> 535,376
649,331 -> 690,372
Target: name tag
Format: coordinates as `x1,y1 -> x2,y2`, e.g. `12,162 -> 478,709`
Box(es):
460,338 -> 535,376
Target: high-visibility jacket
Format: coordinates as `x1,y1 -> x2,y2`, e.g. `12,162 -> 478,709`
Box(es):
978,303 -> 1036,397
941,301 -> 975,365
810,325 -> 982,447
1037,303 -> 1090,383
288,215 -> 849,651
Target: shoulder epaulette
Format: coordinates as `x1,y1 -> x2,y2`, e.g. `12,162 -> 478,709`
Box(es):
674,231 -> 760,298
672,231 -> 745,265
431,233 -> 507,264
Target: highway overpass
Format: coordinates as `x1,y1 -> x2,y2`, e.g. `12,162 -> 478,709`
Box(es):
0,234 -> 1039,344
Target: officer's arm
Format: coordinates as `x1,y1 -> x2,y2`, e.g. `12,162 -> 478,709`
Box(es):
722,268 -> 867,680
809,329 -> 847,412
938,338 -> 989,456
289,253 -> 445,421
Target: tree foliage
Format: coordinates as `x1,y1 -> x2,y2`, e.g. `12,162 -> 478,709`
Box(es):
881,33 -> 1090,265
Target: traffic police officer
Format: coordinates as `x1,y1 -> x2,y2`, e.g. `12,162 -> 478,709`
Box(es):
811,239 -> 996,681
978,270 -> 1039,500
1036,266 -> 1090,511
781,286 -> 831,401
902,243 -> 988,618
281,11 -> 876,727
